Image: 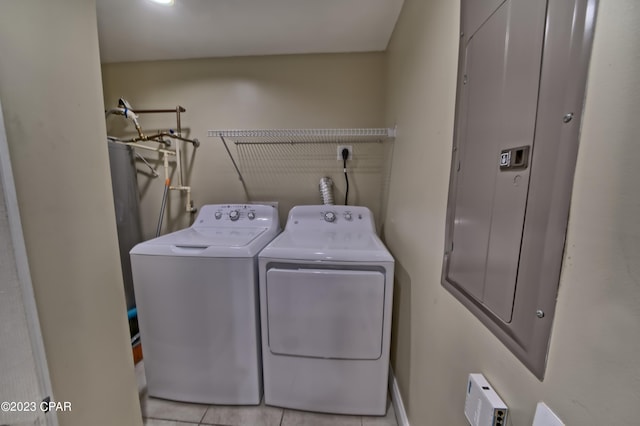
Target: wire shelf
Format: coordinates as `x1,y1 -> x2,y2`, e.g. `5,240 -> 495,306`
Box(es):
207,127 -> 396,198
207,128 -> 395,144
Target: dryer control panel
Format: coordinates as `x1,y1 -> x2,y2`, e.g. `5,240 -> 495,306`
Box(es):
285,205 -> 376,232
194,204 -> 279,229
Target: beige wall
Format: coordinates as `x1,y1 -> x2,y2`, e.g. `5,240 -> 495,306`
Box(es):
384,0 -> 640,425
2,0 -> 636,424
101,54 -> 389,237
0,1 -> 142,426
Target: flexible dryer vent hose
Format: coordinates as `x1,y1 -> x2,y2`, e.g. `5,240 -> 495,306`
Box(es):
319,177 -> 334,205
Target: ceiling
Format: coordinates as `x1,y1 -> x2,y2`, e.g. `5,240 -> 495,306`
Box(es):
96,0 -> 405,64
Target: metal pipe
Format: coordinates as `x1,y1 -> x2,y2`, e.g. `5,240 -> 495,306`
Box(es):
162,132 -> 199,147
174,133 -> 183,188
137,131 -> 199,147
156,177 -> 170,237
122,141 -> 175,156
174,106 -> 185,187
176,106 -> 182,136
163,153 -> 170,182
133,107 -> 186,114
144,134 -> 172,147
111,104 -> 199,225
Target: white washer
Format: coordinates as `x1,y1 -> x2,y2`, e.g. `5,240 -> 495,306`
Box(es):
259,205 -> 394,415
130,204 -> 279,405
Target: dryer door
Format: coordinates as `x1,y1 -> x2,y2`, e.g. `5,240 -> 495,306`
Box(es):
266,268 -> 385,360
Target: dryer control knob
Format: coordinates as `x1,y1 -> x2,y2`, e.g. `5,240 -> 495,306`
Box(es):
324,211 -> 336,223
229,210 -> 240,221
247,212 -> 256,220
214,211 -> 222,220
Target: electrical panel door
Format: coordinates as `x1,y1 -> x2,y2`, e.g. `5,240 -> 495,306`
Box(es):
446,0 -> 547,322
443,0 -> 597,379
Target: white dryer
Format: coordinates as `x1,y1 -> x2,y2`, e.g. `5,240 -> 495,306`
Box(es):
259,205 -> 394,415
130,204 -> 279,405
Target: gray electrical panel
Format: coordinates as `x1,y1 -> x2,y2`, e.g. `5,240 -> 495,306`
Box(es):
447,0 -> 546,323
442,0 -> 598,379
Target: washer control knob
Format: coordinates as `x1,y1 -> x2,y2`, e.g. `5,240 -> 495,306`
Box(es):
324,211 -> 336,223
214,211 -> 222,220
229,210 -> 240,221
344,212 -> 352,221
247,211 -> 256,220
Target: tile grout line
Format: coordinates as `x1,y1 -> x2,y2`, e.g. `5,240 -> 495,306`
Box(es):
144,415 -> 201,425
198,405 -> 210,425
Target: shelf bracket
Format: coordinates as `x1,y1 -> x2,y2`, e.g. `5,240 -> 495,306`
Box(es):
220,136 -> 249,198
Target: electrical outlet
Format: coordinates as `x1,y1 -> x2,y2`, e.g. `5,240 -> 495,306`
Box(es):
337,145 -> 353,160
532,402 -> 564,426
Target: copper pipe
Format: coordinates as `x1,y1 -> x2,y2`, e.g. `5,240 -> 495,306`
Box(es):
133,106 -> 186,114
147,132 -> 199,147
123,131 -> 199,147
176,106 -> 182,137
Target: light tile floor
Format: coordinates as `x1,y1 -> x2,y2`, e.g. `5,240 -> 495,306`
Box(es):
136,362 -> 398,426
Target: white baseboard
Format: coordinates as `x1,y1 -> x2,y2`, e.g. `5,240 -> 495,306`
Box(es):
389,366 -> 410,426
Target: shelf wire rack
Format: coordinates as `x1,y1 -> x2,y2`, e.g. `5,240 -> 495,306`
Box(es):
207,127 -> 396,197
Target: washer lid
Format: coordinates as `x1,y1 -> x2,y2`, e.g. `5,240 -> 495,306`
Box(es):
161,227 -> 268,246
131,227 -> 276,257
259,230 -> 394,262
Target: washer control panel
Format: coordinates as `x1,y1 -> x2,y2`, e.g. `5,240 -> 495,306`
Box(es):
194,204 -> 279,228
